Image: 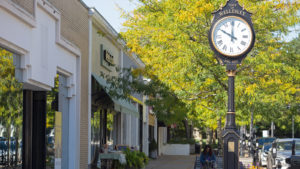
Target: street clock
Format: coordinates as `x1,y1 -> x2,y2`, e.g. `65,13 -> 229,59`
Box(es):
209,0 -> 255,64
208,1 -> 256,169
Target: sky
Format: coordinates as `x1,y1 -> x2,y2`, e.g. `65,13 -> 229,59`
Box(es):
82,0 -> 298,41
82,0 -> 139,33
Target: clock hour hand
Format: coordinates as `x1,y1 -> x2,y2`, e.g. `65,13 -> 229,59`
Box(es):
220,29 -> 237,40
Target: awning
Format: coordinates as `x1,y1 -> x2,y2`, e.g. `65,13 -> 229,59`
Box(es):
92,73 -> 139,118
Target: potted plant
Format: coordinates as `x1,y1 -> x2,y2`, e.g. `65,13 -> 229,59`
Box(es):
149,139 -> 158,159
118,149 -> 148,169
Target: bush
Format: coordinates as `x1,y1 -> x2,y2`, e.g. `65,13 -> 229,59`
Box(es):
116,149 -> 149,169
168,138 -> 198,144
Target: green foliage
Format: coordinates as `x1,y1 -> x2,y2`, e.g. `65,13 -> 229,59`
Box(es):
0,48 -> 23,166
0,48 -> 23,136
46,75 -> 59,132
119,0 -> 300,132
117,149 -> 148,169
168,138 -> 197,144
101,68 -> 189,126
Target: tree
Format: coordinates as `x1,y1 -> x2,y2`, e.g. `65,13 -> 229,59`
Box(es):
119,0 -> 300,133
102,69 -> 188,127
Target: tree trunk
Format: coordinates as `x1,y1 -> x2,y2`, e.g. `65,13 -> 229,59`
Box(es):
6,125 -> 10,166
213,129 -> 216,144
190,124 -> 194,139
217,117 -> 223,155
15,127 -> 19,165
182,119 -> 190,139
167,127 -> 170,142
206,128 -> 212,145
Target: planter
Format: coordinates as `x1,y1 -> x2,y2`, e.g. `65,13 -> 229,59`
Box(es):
149,150 -> 157,159
161,144 -> 190,155
189,144 -> 195,154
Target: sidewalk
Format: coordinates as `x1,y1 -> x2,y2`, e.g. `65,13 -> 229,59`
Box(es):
145,155 -> 264,169
145,155 -> 196,169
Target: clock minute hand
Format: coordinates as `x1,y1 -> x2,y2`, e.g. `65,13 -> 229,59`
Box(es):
231,21 -> 235,42
220,29 -> 237,40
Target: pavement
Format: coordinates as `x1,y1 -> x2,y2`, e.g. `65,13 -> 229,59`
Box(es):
145,155 -> 197,169
145,155 -> 266,169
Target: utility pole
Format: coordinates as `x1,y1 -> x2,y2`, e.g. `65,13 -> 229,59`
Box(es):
292,116 -> 294,138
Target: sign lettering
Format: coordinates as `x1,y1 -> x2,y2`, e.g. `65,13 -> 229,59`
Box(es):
104,50 -> 114,65
219,9 -> 245,17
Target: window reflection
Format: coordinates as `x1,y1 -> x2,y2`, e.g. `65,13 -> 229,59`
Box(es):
0,48 -> 23,168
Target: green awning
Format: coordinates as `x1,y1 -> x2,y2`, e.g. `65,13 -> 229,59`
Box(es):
92,73 -> 139,118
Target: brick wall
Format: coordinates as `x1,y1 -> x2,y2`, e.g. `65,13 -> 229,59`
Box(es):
47,0 -> 90,168
11,0 -> 34,15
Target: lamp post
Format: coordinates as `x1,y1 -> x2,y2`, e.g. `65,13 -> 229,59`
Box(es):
208,0 -> 255,168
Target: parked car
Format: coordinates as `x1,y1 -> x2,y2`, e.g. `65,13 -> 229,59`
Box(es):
259,143 -> 272,167
267,138 -> 300,169
257,137 -> 276,149
290,154 -> 300,168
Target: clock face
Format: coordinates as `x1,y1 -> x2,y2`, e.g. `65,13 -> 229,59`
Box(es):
211,16 -> 253,57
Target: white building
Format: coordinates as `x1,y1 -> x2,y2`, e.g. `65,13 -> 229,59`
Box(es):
0,0 -> 82,168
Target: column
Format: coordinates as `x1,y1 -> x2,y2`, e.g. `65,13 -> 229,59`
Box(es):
22,90 -> 46,169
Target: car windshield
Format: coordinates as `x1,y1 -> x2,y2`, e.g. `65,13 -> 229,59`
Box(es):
296,141 -> 300,151
263,144 -> 272,151
258,138 -> 276,146
277,141 -> 292,151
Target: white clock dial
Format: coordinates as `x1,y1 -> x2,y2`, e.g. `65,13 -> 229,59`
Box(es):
212,16 -> 253,57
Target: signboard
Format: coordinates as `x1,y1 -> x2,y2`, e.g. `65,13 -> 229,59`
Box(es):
262,130 -> 269,138
228,141 -> 235,152
104,50 -> 114,65
100,44 -> 115,71
55,111 -> 62,169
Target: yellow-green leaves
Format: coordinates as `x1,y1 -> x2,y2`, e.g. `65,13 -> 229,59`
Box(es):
121,0 -> 300,129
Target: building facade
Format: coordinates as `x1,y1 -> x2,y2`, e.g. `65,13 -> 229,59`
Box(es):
0,0 -> 89,168
0,0 -> 157,168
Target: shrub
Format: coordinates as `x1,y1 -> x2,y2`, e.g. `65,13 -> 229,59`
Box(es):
168,138 -> 197,144
117,148 -> 148,169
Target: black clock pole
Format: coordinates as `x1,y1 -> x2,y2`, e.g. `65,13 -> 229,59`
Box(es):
207,0 -> 255,168
222,63 -> 240,169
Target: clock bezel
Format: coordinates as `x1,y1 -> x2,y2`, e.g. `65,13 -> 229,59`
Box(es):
209,12 -> 256,63
211,16 -> 253,57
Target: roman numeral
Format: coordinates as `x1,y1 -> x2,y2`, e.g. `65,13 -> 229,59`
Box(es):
217,35 -> 222,39
223,45 -> 227,51
243,35 -> 248,38
237,46 -> 241,50
241,28 -> 246,32
237,23 -> 240,28
241,41 -> 246,46
217,40 -> 223,46
230,47 -> 233,53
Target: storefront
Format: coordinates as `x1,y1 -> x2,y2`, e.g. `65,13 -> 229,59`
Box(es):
0,0 -> 82,169
88,8 -> 140,166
